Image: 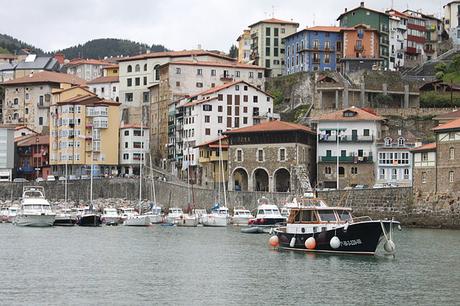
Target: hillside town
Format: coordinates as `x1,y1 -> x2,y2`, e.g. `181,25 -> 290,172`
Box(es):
0,1 -> 459,199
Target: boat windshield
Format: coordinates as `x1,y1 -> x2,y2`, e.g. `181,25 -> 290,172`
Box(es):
24,204 -> 51,210
337,210 -> 352,222
318,210 -> 337,222
290,210 -> 318,223
23,191 -> 44,198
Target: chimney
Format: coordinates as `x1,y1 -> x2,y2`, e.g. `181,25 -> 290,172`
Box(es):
360,2 -> 364,7
345,8 -> 348,13
54,53 -> 65,65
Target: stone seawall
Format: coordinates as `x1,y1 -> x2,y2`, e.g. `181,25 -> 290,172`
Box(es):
1,180 -> 458,228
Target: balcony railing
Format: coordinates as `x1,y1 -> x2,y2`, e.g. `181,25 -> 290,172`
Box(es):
320,155 -> 373,163
319,135 -> 374,142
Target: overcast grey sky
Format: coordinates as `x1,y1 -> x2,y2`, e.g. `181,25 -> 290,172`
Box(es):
0,0 -> 443,53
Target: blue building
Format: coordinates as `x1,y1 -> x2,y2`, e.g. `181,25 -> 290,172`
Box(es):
284,26 -> 343,75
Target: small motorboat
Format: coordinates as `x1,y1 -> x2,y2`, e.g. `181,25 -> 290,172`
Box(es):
1,207 -> 9,222
119,207 -> 137,223
54,208 -> 77,226
143,203 -> 163,224
271,196 -> 400,255
248,197 -> 285,228
77,206 -> 102,227
165,207 -> 184,224
176,213 -> 199,227
14,186 -> 56,227
101,207 -> 121,226
6,205 -> 19,223
232,207 -> 253,226
202,205 -> 229,227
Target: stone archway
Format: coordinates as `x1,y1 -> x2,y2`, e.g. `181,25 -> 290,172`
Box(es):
274,168 -> 291,192
253,168 -> 269,192
232,168 -> 248,191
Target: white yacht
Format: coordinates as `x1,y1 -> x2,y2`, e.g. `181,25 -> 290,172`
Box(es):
248,198 -> 286,228
232,208 -> 253,226
165,207 -> 183,224
176,213 -> 199,227
202,206 -> 230,227
14,186 -> 56,227
101,207 -> 121,225
143,204 -> 163,224
119,207 -> 137,222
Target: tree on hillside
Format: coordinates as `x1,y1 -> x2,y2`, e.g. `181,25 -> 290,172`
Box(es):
229,45 -> 238,59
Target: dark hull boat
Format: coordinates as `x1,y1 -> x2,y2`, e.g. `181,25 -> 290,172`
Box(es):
77,214 -> 102,227
54,217 -> 77,226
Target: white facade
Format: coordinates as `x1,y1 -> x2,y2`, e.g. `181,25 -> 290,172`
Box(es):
376,136 -> 413,186
413,151 -> 436,168
389,15 -> 407,70
119,126 -> 150,175
181,82 -> 273,167
444,1 -> 460,45
0,127 -> 14,181
65,63 -> 105,81
88,80 -> 119,102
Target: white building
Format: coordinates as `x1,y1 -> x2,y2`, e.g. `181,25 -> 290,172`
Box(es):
375,130 -> 417,187
443,1 -> 460,45
311,107 -> 384,189
0,126 -> 15,181
87,76 -> 119,102
119,124 -> 149,175
64,59 -> 111,81
387,11 -> 408,70
180,81 -> 274,170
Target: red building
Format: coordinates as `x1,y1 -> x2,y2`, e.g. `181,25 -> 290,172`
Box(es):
403,10 -> 427,66
15,135 -> 50,180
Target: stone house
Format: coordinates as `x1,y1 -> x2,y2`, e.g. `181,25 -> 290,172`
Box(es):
411,142 -> 437,194
195,137 -> 228,189
224,120 -> 316,193
64,59 -> 111,81
87,76 -> 119,102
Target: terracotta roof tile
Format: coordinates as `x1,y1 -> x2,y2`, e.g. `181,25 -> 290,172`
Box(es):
433,117 -> 460,131
87,75 -> 119,84
16,135 -> 49,147
2,71 -> 86,86
167,60 -> 264,70
311,107 -> 384,121
304,26 -> 344,33
195,136 -> 228,148
411,142 -> 436,152
249,18 -> 299,27
433,109 -> 460,121
224,120 -> 315,135
65,59 -> 111,67
117,50 -> 234,62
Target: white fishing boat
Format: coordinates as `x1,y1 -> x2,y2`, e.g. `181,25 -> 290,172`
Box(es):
176,213 -> 199,227
202,205 -> 230,227
119,207 -> 137,222
232,207 -> 253,226
101,207 -> 121,225
144,203 -> 163,224
248,197 -> 286,228
6,206 -> 19,223
14,186 -> 56,227
165,207 -> 183,224
54,208 -> 77,226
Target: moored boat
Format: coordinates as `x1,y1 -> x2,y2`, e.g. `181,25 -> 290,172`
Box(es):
232,207 -> 253,226
14,186 -> 56,227
77,206 -> 102,227
202,205 -> 229,227
101,207 -> 121,225
248,197 -> 285,228
54,208 -> 77,226
271,196 -> 400,255
6,205 -> 19,223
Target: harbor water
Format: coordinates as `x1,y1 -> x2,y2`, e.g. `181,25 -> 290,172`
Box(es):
0,225 -> 459,305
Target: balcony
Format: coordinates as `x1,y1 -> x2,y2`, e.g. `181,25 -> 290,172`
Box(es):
405,47 -> 420,55
220,74 -> 234,82
37,101 -> 50,109
354,45 -> 364,52
320,155 -> 373,163
319,135 -> 374,142
312,58 -> 320,64
199,156 -> 210,163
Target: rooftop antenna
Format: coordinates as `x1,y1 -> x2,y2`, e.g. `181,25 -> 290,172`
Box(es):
391,0 -> 394,9
313,13 -> 316,26
271,5 -> 275,18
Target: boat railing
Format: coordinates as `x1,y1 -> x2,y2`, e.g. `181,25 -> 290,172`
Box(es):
352,216 -> 373,223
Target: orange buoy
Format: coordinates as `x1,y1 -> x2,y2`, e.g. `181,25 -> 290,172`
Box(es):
268,235 -> 279,247
305,237 -> 316,249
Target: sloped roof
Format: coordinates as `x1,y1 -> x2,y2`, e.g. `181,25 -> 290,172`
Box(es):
224,120 -> 314,135
87,75 -> 119,84
433,109 -> 460,121
166,60 -> 264,70
195,136 -> 228,148
57,94 -> 120,106
305,26 -> 344,33
337,4 -> 388,21
15,56 -> 59,70
117,50 -> 234,62
311,107 -> 384,121
64,59 -> 111,67
249,18 -> 299,28
411,142 -> 436,152
433,117 -> 460,132
2,71 -> 86,86
16,135 -> 49,147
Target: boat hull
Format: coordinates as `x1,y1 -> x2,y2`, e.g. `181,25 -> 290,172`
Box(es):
249,217 -> 285,228
176,215 -> 198,227
54,216 -> 77,226
102,216 -> 121,225
123,215 -> 151,226
232,216 -> 251,226
202,214 -> 228,227
275,221 -> 396,255
77,214 -> 102,227
144,214 -> 163,224
14,214 -> 55,227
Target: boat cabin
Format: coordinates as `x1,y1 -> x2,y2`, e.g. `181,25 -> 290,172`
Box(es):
103,208 -> 119,216
168,208 -> 183,215
22,186 -> 45,199
234,208 -> 252,216
255,204 -> 283,218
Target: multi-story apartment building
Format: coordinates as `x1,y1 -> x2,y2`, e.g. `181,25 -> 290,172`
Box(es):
119,124 -> 149,176
87,76 -> 119,102
387,10 -> 408,70
341,25 -> 381,72
443,1 -> 460,45
64,59 -> 111,81
118,50 -> 235,124
375,130 -> 416,187
152,60 -> 265,165
403,10 -> 427,67
237,30 -> 252,63
196,137 -> 228,188
0,125 -> 15,181
49,86 -> 120,177
284,26 -> 343,75
411,142 -> 436,194
225,120 -> 316,193
338,2 -> 389,70
1,71 -> 86,132
15,134 -> 50,180
248,18 -> 299,77
311,107 -> 383,189
178,81 -> 274,181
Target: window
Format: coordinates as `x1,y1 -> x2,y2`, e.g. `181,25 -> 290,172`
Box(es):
203,104 -> 212,111
236,149 -> 243,162
421,172 -> 427,183
279,148 -> 286,161
449,132 -> 455,140
324,41 -> 330,49
135,78 -> 140,86
325,166 -> 332,174
249,72 -> 254,78
124,130 -> 129,136
324,53 -> 330,64
449,147 -> 455,160
143,77 -> 147,86
274,28 -> 279,36
39,117 -> 43,126
404,169 -> 409,180
127,65 -> 132,73
196,82 -> 203,88
218,116 -> 223,123
422,153 -> 428,162
113,86 -> 116,92
123,154 -> 129,160
258,72 -> 263,79
243,117 -> 248,124
398,137 -> 405,146
205,115 -> 210,123
236,71 -> 240,77
253,96 -> 258,103
205,128 -> 211,135
384,137 -> 392,146
218,105 -> 223,112
235,85 -> 240,91
197,69 -> 203,75
379,168 -> 385,180
133,142 -> 143,149
125,142 -> 129,148
392,169 -> 397,180
127,78 -> 132,87
144,64 -> 148,71
218,94 -> 223,101
363,129 -> 370,137
338,167 -> 345,176
211,69 -> 216,76
243,95 -> 248,102
266,27 -> 271,36
135,64 -> 140,72
257,149 -> 264,162
176,81 -> 180,87
125,93 -> 133,102
243,107 -> 248,113
266,47 -> 270,56
176,68 -> 181,74
143,92 -> 149,103
449,171 -> 454,183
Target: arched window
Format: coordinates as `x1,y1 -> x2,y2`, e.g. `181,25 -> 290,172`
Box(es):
127,65 -> 132,73
325,166 -> 331,174
449,147 -> 455,160
13,113 -> 19,120
384,137 -> 392,146
398,137 -> 405,146
338,166 -> 345,176
144,64 -> 148,71
154,64 -> 160,81
135,64 -> 140,72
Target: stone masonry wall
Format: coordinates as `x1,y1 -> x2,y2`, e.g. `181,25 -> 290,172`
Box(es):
0,180 -> 458,228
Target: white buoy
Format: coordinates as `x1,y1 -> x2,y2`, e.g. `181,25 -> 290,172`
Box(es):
330,236 -> 341,249
305,237 -> 316,249
384,240 -> 396,253
290,237 -> 296,247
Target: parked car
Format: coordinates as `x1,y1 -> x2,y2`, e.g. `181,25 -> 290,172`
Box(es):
13,178 -> 28,183
354,185 -> 366,189
58,176 -> 66,181
35,177 -> 44,183
46,175 -> 56,181
373,184 -> 385,189
68,175 -> 79,180
80,175 -> 90,180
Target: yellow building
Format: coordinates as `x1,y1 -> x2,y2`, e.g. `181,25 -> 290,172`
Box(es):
49,86 -> 121,177
103,64 -> 119,77
196,137 -> 228,188
236,29 -> 251,63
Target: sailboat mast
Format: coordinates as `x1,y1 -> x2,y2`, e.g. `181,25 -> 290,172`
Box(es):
139,106 -> 143,210
90,126 -> 94,207
219,136 -> 227,208
64,158 -> 68,204
150,153 -> 156,204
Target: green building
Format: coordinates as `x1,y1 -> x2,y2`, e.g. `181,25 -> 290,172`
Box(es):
337,2 -> 389,69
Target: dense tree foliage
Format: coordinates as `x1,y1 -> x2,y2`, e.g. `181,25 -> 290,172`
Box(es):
228,45 -> 238,59
0,33 -> 44,55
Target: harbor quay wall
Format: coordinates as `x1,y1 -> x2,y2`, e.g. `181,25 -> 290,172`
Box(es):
0,180 -> 458,229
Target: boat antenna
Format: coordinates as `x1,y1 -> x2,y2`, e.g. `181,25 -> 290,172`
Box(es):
219,133 -> 227,208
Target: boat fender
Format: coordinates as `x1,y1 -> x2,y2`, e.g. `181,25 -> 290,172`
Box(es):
330,236 -> 340,249
397,224 -> 402,231
289,237 -> 296,247
384,240 -> 396,253
268,235 -> 279,247
301,227 -> 305,233
305,237 -> 316,249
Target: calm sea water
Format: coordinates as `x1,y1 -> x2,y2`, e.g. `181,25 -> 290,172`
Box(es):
0,224 -> 458,305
